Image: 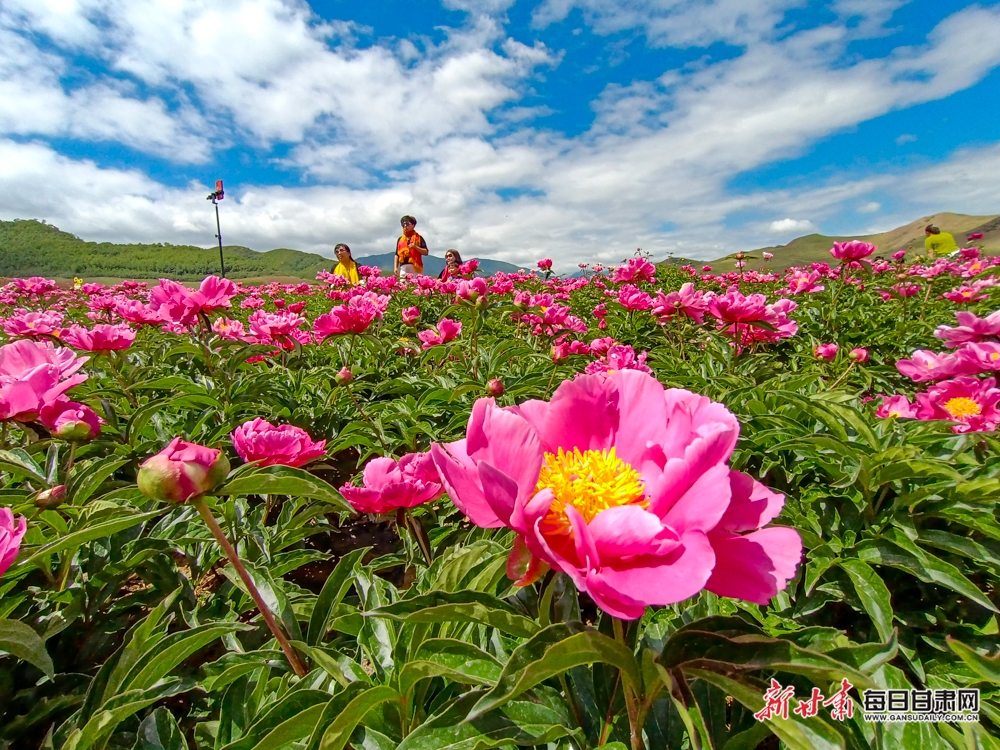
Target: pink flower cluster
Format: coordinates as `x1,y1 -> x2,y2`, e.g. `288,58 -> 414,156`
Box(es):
881,310 -> 1000,432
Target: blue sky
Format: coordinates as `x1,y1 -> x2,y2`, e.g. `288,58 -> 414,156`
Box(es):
1,0 -> 999,269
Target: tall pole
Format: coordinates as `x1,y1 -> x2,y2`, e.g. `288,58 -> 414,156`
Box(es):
213,197 -> 226,278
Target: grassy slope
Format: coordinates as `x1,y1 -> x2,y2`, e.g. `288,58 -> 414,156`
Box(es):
0,220 -> 332,281
718,212 -> 1000,271
0,219 -> 522,281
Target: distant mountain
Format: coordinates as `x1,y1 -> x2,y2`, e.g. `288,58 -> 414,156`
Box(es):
715,212 -> 999,271
355,252 -> 522,277
0,220 -> 519,281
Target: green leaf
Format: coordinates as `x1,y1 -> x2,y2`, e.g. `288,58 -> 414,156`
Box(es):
468,622 -> 641,720
16,509 -> 165,571
121,623 -> 249,693
857,534 -> 998,613
838,559 -> 894,642
398,638 -> 503,697
66,456 -> 131,506
64,678 -> 194,750
133,707 -> 189,750
246,703 -> 326,750
947,638 -> 1000,685
220,690 -> 332,750
0,618 -> 54,677
685,669 -> 845,750
0,448 -> 46,482
365,590 -> 539,638
659,629 -> 874,690
313,686 -> 400,750
215,465 -> 350,512
398,692 -> 579,750
307,546 -> 369,646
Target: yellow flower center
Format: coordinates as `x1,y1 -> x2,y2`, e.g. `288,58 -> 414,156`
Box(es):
944,397 -> 981,419
536,447 -> 646,535
991,353 -> 999,361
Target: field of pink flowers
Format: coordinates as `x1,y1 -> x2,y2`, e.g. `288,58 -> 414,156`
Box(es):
0,240 -> 999,749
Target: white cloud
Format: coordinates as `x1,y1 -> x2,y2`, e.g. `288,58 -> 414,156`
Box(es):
769,218 -> 816,233
896,133 -> 917,144
858,201 -> 881,213
1,2 -> 1000,270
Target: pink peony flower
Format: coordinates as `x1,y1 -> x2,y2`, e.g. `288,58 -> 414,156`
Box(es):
584,344 -> 652,375
313,294 -> 387,340
968,233 -> 984,241
340,452 -> 444,514
848,347 -> 869,363
113,298 -> 163,325
589,337 -> 617,357
212,317 -> 248,341
61,323 -> 136,353
0,340 -> 88,422
2,310 -> 65,339
830,240 -> 876,262
957,342 -> 1000,374
762,252 -> 774,260
457,278 -> 488,304
40,399 -> 102,441
617,284 -> 654,312
137,437 -> 231,504
611,258 -> 656,284
915,376 -> 1000,433
892,250 -> 907,261
232,418 -> 326,468
814,343 -> 839,361
402,306 -> 421,326
417,318 -> 462,349
934,311 -> 1000,348
895,349 -> 973,382
537,259 -> 553,271
875,395 -> 917,419
652,283 -> 708,324
784,270 -> 825,295
430,371 -> 802,619
148,277 -> 237,326
247,310 -> 305,345
1,508 -> 27,579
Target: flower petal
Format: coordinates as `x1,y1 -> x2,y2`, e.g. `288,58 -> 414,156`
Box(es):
705,528 -> 803,604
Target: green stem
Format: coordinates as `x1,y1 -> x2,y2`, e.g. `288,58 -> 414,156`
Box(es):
613,617 -> 644,750
403,509 -> 433,567
194,496 -> 308,677
829,361 -> 856,390
66,442 -> 77,474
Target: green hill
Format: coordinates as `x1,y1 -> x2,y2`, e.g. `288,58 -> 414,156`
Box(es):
714,212 -> 1000,271
0,219 -> 525,282
0,219 -> 332,281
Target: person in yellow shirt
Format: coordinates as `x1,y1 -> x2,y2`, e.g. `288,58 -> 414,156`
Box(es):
331,243 -> 360,284
924,225 -> 960,258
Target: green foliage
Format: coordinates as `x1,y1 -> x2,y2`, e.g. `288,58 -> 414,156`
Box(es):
0,257 -> 999,748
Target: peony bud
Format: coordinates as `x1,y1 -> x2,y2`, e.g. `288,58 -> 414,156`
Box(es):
814,343 -> 839,361
849,347 -> 870,363
35,485 -> 67,510
486,378 -> 505,397
137,437 -> 230,505
40,400 -> 102,442
401,306 -> 421,326
336,367 -> 354,385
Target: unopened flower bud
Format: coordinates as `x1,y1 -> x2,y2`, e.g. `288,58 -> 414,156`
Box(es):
849,347 -> 870,363
336,367 -> 353,385
137,437 -> 230,505
35,485 -> 67,510
486,378 -> 505,397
